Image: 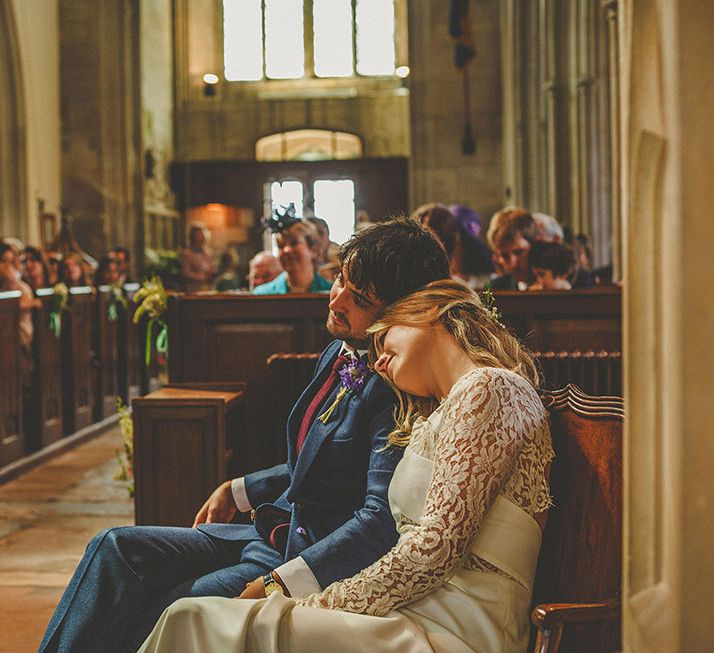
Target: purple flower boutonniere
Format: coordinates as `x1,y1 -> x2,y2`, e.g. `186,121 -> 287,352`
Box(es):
318,358 -> 370,424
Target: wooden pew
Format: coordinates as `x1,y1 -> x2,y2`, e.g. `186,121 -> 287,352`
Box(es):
61,287 -> 95,434
534,350 -> 622,396
94,286 -> 121,420
132,382 -> 246,526
167,293 -> 333,473
496,287 -> 621,352
166,288 -> 621,472
531,385 -> 623,652
28,289 -> 65,449
119,283 -> 143,402
0,291 -> 24,466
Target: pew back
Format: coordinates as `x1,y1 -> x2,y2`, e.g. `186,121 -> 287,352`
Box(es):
0,292 -> 23,466
532,385 -> 623,652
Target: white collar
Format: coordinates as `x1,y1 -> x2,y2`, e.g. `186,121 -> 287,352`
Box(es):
339,342 -> 368,359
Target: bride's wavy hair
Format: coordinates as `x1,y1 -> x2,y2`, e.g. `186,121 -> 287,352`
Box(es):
368,279 -> 540,447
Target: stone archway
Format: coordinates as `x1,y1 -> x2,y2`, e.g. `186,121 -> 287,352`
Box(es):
0,0 -> 28,240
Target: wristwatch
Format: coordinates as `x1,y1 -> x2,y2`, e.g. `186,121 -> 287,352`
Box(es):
263,572 -> 285,597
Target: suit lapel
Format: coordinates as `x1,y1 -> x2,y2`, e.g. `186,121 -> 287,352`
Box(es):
286,343 -> 341,467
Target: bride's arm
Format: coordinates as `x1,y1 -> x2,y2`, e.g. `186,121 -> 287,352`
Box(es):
298,370 -> 530,616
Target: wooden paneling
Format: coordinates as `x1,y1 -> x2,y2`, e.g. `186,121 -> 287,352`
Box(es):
132,383 -> 245,526
496,287 -> 621,352
0,292 -> 23,466
168,293 -> 332,472
94,287 -> 121,420
61,287 -> 95,434
29,290 -> 64,449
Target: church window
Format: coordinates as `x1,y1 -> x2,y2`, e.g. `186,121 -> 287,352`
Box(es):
223,0 -> 396,81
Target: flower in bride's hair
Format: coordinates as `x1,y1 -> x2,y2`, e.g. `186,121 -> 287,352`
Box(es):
481,285 -> 504,326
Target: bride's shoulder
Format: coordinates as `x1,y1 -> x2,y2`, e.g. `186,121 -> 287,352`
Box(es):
450,366 -> 540,407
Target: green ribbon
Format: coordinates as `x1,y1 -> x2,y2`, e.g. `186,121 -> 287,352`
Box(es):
49,311 -> 62,338
107,303 -> 118,322
144,318 -> 168,367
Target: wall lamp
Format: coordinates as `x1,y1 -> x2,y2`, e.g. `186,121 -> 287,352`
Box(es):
203,73 -> 220,97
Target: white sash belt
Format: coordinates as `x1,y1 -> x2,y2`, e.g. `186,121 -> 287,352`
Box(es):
467,495 -> 542,592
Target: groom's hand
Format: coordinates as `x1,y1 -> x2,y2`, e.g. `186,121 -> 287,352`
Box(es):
236,576 -> 266,599
192,480 -> 237,527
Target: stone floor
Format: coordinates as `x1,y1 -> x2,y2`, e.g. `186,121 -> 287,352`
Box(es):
0,428 -> 133,652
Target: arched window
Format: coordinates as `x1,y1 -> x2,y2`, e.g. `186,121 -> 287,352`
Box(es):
255,130 -> 362,161
224,0 -> 397,81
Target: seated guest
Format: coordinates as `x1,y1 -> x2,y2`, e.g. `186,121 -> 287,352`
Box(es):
0,242 -> 35,385
247,250 -> 282,291
528,241 -> 577,290
486,207 -> 538,290
254,207 -> 333,294
22,246 -> 51,290
1,236 -> 24,272
180,223 -> 217,293
46,250 -> 61,285
112,246 -> 132,284
306,216 -> 340,267
58,252 -> 88,287
214,249 -> 244,291
532,212 -> 564,242
139,279 -> 553,653
449,204 -> 495,288
93,254 -> 121,286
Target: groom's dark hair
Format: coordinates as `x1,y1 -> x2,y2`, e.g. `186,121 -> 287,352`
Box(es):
340,216 -> 450,304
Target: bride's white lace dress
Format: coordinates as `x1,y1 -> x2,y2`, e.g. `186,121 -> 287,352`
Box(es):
139,367 -> 553,653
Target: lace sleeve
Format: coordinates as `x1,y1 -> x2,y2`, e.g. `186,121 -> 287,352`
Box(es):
297,369 -> 534,616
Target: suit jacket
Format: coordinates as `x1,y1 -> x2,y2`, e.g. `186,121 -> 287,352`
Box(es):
199,340 -> 403,590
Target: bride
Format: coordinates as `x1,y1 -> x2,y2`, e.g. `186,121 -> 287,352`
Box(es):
139,279 -> 553,653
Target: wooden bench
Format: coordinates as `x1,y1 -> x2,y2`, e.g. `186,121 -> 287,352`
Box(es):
94,286 -> 122,420
0,291 -> 23,466
132,383 -> 246,527
531,385 -> 623,652
29,289 -> 65,449
61,287 -> 95,434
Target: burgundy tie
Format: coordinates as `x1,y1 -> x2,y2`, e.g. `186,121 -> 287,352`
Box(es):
295,354 -> 349,454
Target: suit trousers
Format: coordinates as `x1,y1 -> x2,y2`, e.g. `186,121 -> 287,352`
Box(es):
38,525 -> 283,653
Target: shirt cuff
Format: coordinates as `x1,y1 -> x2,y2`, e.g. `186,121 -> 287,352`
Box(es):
230,478 -> 252,513
274,557 -> 322,597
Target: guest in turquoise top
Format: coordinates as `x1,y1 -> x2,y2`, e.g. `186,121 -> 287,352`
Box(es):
254,210 -> 333,294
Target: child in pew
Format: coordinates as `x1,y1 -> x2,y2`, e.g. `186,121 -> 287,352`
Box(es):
528,240 -> 577,291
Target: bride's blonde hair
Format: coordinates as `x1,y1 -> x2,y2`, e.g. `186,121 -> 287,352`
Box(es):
368,279 -> 539,447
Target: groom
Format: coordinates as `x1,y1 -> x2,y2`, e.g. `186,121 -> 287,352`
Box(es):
39,216 -> 450,652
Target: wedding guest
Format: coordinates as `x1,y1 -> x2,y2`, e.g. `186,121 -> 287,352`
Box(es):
46,250 -> 61,285
93,254 -> 121,287
248,251 -> 283,291
214,249 -> 244,291
22,246 -> 50,290
1,236 -> 24,272
532,212 -> 564,242
139,279 -> 553,653
486,207 -> 537,290
58,252 -> 88,287
112,246 -> 132,284
254,211 -> 332,294
180,223 -> 217,293
0,242 -> 35,385
448,204 -> 494,288
528,240 -> 577,290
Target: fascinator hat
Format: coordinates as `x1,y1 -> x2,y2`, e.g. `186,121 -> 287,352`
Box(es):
263,203 -> 302,234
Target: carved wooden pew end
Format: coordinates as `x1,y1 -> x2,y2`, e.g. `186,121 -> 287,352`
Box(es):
132,382 -> 246,527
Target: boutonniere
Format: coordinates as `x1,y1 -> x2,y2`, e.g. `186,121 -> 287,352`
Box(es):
318,358 -> 370,424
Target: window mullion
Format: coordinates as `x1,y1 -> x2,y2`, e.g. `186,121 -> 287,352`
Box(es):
305,0 -> 314,78
261,0 -> 267,79
351,0 -> 357,76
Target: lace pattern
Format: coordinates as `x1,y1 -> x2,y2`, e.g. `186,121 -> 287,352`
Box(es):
298,367 -> 553,617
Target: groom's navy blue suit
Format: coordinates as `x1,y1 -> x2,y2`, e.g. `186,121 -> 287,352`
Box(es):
39,340 -> 402,652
